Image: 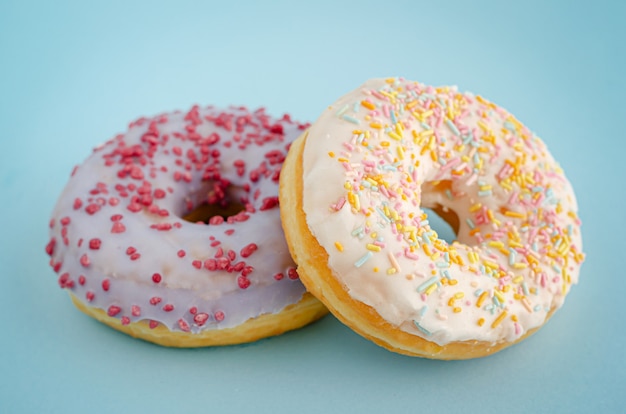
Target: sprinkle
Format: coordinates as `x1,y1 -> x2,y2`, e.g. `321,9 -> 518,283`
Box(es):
413,320 -> 432,336
334,241 -> 344,252
417,276 -> 439,293
354,252 -> 373,267
491,311 -> 508,328
342,115 -> 360,124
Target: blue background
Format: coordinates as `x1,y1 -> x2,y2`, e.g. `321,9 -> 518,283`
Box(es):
1,0 -> 624,412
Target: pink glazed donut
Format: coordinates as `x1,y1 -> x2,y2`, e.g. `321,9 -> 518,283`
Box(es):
46,105 -> 327,347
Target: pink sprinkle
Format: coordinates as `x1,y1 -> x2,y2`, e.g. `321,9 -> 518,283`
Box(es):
177,249 -> 186,258
121,316 -> 130,325
287,268 -> 299,280
214,311 -> 225,322
102,279 -> 110,291
111,222 -> 126,233
237,276 -> 251,289
131,305 -> 141,317
178,319 -> 191,332
194,313 -> 209,326
86,291 -> 95,302
273,273 -> 284,280
85,204 -> 100,215
78,275 -> 86,285
150,297 -> 162,305
163,304 -> 174,312
192,260 -> 202,269
149,320 -> 159,329
89,238 -> 101,249
152,273 -> 162,283
240,243 -> 258,258
107,305 -> 121,317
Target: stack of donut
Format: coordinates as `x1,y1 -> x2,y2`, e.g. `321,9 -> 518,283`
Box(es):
47,78 -> 584,359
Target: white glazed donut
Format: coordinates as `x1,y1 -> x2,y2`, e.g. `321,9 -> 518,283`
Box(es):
47,105 -> 327,347
279,78 -> 585,359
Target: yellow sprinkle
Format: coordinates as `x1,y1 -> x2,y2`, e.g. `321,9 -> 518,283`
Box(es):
493,290 -> 505,303
366,243 -> 382,252
469,203 -> 483,212
397,146 -> 405,160
448,297 -> 456,307
373,267 -> 379,273
483,260 -> 499,269
513,263 -> 528,269
504,210 -> 526,219
454,292 -> 465,299
511,314 -> 518,322
328,151 -> 335,158
338,157 -> 349,163
449,279 -> 458,286
424,283 -> 438,295
477,318 -> 485,327
370,122 -> 382,129
388,131 -> 402,141
334,242 -> 344,252
488,241 -> 504,249
476,291 -> 489,307
344,181 -> 351,190
491,311 -> 508,328
453,307 -> 462,313
513,276 -> 524,284
361,100 -> 376,110
386,268 -> 397,275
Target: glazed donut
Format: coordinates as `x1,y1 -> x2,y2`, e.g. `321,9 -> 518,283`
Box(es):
279,78 -> 585,359
46,105 -> 328,347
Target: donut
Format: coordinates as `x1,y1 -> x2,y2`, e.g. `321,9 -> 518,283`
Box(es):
279,78 -> 585,359
46,105 -> 328,347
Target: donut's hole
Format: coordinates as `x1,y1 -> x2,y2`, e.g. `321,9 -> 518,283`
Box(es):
182,201 -> 247,224
181,183 -> 248,225
421,180 -> 459,245
422,206 -> 459,245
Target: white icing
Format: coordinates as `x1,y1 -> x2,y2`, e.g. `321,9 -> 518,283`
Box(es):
301,78 -> 584,346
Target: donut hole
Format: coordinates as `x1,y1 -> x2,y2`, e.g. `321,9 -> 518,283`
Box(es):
422,206 -> 458,245
182,201 -> 247,224
421,180 -> 459,245
181,183 -> 247,225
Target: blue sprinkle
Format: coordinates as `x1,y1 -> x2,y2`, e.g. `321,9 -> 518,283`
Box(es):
354,252 -> 373,267
504,121 -> 516,131
466,218 -> 476,229
390,111 -> 397,124
522,282 -> 529,296
336,105 -> 349,116
533,305 -> 542,312
420,306 -> 428,317
413,320 -> 432,336
445,118 -> 461,136
445,189 -> 453,200
351,226 -> 364,237
417,276 -> 439,293
342,115 -> 360,125
376,207 -> 391,223
474,289 -> 483,297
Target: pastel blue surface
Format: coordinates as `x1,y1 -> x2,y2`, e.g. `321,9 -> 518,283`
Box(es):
1,1 -> 625,412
